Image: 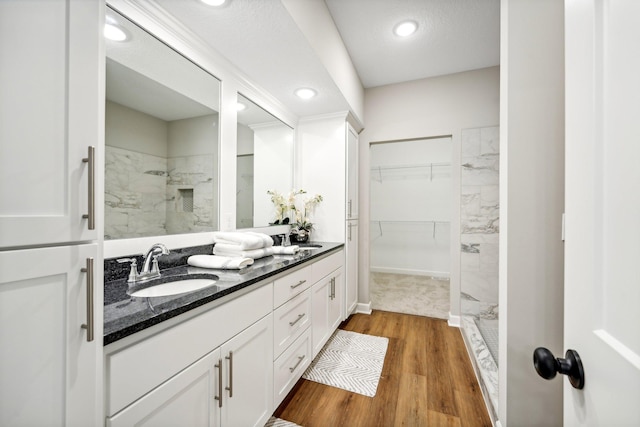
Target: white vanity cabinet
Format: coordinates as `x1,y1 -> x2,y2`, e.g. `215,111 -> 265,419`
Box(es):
106,284 -> 274,427
0,244 -> 99,427
0,2 -> 103,425
310,251 -> 345,358
0,0 -> 101,248
108,314 -> 273,427
272,265 -> 313,407
300,117 -> 360,319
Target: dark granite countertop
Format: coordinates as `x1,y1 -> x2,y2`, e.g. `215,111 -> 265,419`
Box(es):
103,242 -> 343,345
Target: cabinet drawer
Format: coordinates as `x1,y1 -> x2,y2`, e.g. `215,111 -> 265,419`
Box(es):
273,288 -> 311,358
273,328 -> 312,408
273,265 -> 311,308
106,283 -> 272,416
311,250 -> 344,283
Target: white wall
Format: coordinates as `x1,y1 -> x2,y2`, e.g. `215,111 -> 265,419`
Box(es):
105,101 -> 168,156
361,66 -> 500,318
499,0 -> 565,425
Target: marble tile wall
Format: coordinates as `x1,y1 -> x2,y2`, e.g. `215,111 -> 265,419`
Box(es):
105,148 -> 215,239
166,154 -> 216,234
460,126 -> 499,319
105,146 -> 168,239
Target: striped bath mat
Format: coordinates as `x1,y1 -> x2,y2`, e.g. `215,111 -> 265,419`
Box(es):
264,417 -> 302,427
302,330 -> 389,397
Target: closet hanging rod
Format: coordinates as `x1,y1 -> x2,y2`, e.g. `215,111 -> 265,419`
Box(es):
370,162 -> 450,171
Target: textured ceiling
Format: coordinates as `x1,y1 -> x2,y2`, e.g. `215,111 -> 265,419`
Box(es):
132,0 -> 499,121
154,0 -> 351,119
325,0 -> 500,88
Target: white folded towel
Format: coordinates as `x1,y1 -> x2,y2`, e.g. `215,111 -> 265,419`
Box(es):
213,246 -> 275,260
212,231 -> 274,250
272,245 -> 300,255
187,255 -> 254,270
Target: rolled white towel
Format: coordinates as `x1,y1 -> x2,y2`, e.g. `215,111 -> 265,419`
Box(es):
213,246 -> 275,260
272,245 -> 300,255
212,231 -> 273,250
187,255 -> 254,270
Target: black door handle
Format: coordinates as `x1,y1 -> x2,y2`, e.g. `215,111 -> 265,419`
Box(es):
533,347 -> 585,389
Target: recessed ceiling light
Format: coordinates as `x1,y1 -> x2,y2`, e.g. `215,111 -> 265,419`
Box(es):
200,0 -> 227,6
236,102 -> 247,111
295,88 -> 317,100
394,20 -> 418,37
104,23 -> 127,41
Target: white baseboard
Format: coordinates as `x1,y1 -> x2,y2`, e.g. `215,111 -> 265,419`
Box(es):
448,312 -> 461,327
370,266 -> 450,278
355,301 -> 372,315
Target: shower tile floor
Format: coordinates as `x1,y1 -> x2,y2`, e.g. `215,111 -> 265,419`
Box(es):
369,272 -> 450,319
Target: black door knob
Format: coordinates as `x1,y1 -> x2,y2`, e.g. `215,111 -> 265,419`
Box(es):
533,347 -> 585,389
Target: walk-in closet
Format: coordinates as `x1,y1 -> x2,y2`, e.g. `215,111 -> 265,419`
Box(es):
369,136 -> 452,319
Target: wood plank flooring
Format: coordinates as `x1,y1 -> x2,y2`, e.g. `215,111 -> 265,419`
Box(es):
274,310 -> 491,427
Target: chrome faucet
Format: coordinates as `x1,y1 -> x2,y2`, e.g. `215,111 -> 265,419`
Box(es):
117,243 -> 170,285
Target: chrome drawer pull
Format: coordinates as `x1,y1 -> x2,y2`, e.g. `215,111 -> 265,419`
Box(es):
82,146 -> 95,230
214,359 -> 223,408
289,313 -> 306,326
80,257 -> 94,342
290,279 -> 306,289
289,355 -> 306,373
225,351 -> 233,397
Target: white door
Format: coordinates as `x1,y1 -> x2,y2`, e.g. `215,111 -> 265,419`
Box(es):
564,0 -> 640,425
0,0 -> 100,248
0,244 -> 99,427
345,220 -> 359,316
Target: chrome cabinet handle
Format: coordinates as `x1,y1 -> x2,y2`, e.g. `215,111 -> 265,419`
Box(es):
289,313 -> 306,326
289,355 -> 305,373
214,359 -> 223,408
82,146 -> 95,230
348,223 -> 352,241
80,257 -> 94,342
225,351 -> 233,397
330,277 -> 335,300
348,200 -> 352,218
290,279 -> 306,289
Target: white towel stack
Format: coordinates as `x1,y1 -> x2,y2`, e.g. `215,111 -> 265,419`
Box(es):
212,232 -> 275,260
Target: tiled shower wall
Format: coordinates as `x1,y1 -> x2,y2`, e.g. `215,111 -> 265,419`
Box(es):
460,126 -> 499,319
105,146 -> 215,239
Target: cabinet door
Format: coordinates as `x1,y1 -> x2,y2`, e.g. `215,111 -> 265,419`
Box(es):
0,0 -> 101,248
107,351 -> 220,427
345,221 -> 359,316
220,314 -> 273,427
0,244 -> 99,427
311,274 -> 331,358
346,125 -> 359,220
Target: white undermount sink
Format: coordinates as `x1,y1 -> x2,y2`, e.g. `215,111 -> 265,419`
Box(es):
129,277 -> 218,298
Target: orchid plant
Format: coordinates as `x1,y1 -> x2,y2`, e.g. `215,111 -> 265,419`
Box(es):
267,189 -> 323,232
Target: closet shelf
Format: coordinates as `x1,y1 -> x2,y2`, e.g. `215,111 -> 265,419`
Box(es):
371,162 -> 451,182
371,220 -> 450,238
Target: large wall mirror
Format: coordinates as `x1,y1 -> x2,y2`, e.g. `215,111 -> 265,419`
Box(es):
236,94 -> 294,228
104,8 -> 221,240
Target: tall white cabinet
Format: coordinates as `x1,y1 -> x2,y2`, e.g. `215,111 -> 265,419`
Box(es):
0,1 -> 103,426
299,115 -> 359,318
